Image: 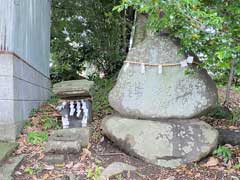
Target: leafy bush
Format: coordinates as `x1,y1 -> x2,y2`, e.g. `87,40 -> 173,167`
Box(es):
24,166 -> 43,175
231,107 -> 240,124
47,95 -> 59,106
235,164 -> 240,170
27,131 -> 48,144
24,167 -> 34,175
24,121 -> 32,128
207,104 -> 233,120
41,116 -> 60,130
50,0 -> 128,83
213,146 -> 232,163
87,165 -> 103,180
90,76 -> 116,114
29,108 -> 43,117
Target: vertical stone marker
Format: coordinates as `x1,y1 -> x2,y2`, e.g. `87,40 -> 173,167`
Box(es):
102,35 -> 219,168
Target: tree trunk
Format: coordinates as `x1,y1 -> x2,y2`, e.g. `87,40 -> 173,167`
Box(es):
224,59 -> 235,107
130,13 -> 148,49
122,9 -> 127,53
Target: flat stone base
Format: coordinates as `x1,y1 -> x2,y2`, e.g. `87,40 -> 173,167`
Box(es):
45,128 -> 91,154
102,115 -> 218,168
0,155 -> 25,180
0,142 -> 18,165
43,154 -> 65,165
0,122 -> 25,142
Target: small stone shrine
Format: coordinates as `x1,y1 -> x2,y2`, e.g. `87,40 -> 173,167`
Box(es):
102,35 -> 219,168
44,80 -> 93,162
53,80 -> 94,128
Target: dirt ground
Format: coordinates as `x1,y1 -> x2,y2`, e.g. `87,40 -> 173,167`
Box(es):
12,89 -> 240,180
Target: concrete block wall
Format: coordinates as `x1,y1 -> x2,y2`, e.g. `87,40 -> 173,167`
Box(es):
0,53 -> 51,141
0,0 -> 51,141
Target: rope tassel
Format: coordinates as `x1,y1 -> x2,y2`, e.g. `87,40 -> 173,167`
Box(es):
180,60 -> 188,67
141,63 -> 145,74
158,65 -> 163,74
124,62 -> 130,72
187,56 -> 194,64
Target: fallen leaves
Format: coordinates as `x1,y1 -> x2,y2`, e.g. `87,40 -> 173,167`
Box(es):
80,148 -> 92,161
12,101 -> 240,180
66,161 -> 74,169
203,157 -> 219,167
32,173 -> 63,180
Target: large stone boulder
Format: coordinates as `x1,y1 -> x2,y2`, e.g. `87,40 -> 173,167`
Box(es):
53,80 -> 94,98
102,115 -> 218,168
109,36 -> 218,119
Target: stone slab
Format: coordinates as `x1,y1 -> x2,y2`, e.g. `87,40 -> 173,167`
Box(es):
0,155 -> 25,180
45,128 -> 91,153
45,140 -> 82,154
99,162 -> 136,180
49,128 -> 90,147
102,115 -> 219,168
53,80 -> 94,98
43,154 -> 65,165
0,142 -> 18,165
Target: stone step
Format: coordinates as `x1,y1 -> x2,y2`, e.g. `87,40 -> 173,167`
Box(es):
0,155 -> 25,180
45,128 -> 90,154
0,142 -> 18,165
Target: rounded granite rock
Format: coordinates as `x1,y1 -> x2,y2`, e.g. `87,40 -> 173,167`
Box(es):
102,115 -> 219,168
109,36 -> 218,119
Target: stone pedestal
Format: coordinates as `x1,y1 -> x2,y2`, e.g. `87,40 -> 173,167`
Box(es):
45,128 -> 90,154
102,115 -> 218,168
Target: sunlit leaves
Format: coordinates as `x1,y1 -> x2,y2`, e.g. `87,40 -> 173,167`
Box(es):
115,0 -> 240,84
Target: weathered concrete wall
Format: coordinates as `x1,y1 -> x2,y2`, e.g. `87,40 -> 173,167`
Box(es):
0,0 -> 51,141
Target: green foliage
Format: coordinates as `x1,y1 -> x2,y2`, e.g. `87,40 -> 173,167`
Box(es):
24,167 -> 34,175
47,95 -> 60,106
213,146 -> 232,163
235,163 -> 240,170
29,108 -> 43,117
87,165 -> 103,180
184,68 -> 195,76
208,104 -> 233,120
24,166 -> 43,175
51,0 -> 130,83
231,107 -> 240,123
41,116 -> 60,130
115,174 -> 123,180
91,76 -> 116,114
27,131 -> 48,144
24,121 -> 32,128
115,0 -> 240,85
